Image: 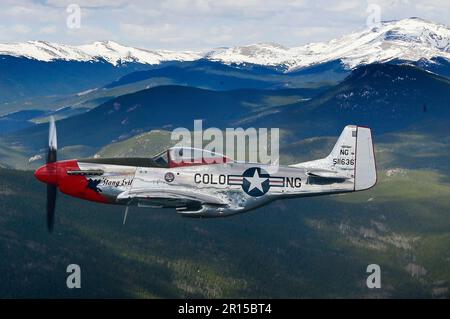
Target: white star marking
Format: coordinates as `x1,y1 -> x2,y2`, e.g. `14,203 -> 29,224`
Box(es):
245,169 -> 268,193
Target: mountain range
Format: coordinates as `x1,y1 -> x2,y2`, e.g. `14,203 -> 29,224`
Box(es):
0,18 -> 448,71
206,18 -> 450,70
0,17 -> 449,115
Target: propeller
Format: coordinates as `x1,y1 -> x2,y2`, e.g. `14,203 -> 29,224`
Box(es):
46,116 -> 58,233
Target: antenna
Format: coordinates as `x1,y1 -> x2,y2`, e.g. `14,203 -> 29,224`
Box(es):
123,206 -> 129,225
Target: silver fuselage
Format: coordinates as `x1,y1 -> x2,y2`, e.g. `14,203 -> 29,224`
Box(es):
73,161 -> 354,217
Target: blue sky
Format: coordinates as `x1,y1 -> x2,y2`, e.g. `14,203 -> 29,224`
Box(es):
0,0 -> 448,49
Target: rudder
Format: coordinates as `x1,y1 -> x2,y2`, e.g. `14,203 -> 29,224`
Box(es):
354,126 -> 377,191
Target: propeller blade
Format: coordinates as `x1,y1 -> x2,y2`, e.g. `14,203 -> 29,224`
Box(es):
47,184 -> 57,233
47,116 -> 57,163
47,148 -> 57,164
46,117 -> 58,233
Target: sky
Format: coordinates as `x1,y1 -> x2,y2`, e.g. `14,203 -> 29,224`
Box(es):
0,0 -> 448,50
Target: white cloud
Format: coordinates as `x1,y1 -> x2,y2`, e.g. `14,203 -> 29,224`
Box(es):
39,25 -> 57,34
326,0 -> 362,12
65,25 -> 116,42
119,23 -> 177,39
0,0 -> 447,49
5,3 -> 61,22
11,24 -> 30,34
45,0 -> 129,8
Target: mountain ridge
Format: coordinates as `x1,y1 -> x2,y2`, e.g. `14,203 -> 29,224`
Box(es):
5,85 -> 317,152
0,18 -> 448,72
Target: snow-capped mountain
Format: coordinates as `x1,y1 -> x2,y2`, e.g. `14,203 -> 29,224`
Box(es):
0,40 -> 201,66
0,18 -> 448,71
206,18 -> 450,70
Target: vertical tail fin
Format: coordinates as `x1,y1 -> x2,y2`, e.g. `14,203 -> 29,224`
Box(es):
326,125 -> 357,177
291,125 -> 377,191
325,125 -> 377,191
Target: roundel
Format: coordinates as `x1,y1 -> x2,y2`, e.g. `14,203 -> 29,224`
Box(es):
242,167 -> 270,197
164,172 -> 175,183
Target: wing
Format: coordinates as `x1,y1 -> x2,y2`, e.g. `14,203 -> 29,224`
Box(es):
117,188 -> 227,211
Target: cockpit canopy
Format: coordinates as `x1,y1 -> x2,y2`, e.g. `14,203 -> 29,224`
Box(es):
152,147 -> 233,168
81,147 -> 233,169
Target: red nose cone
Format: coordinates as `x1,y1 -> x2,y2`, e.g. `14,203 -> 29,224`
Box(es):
34,163 -> 58,185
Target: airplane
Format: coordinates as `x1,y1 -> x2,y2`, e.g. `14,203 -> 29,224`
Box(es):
34,118 -> 377,233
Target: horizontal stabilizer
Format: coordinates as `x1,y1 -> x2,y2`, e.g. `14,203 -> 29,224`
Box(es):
306,169 -> 350,180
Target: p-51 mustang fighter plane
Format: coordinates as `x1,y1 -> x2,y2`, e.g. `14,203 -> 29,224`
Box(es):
35,118 -> 376,233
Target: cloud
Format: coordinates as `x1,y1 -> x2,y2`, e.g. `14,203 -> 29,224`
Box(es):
0,0 -> 447,49
65,25 -> 116,42
45,0 -> 129,8
11,24 -> 31,34
5,3 -> 61,22
119,23 -> 177,40
39,25 -> 58,34
326,0 -> 362,11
